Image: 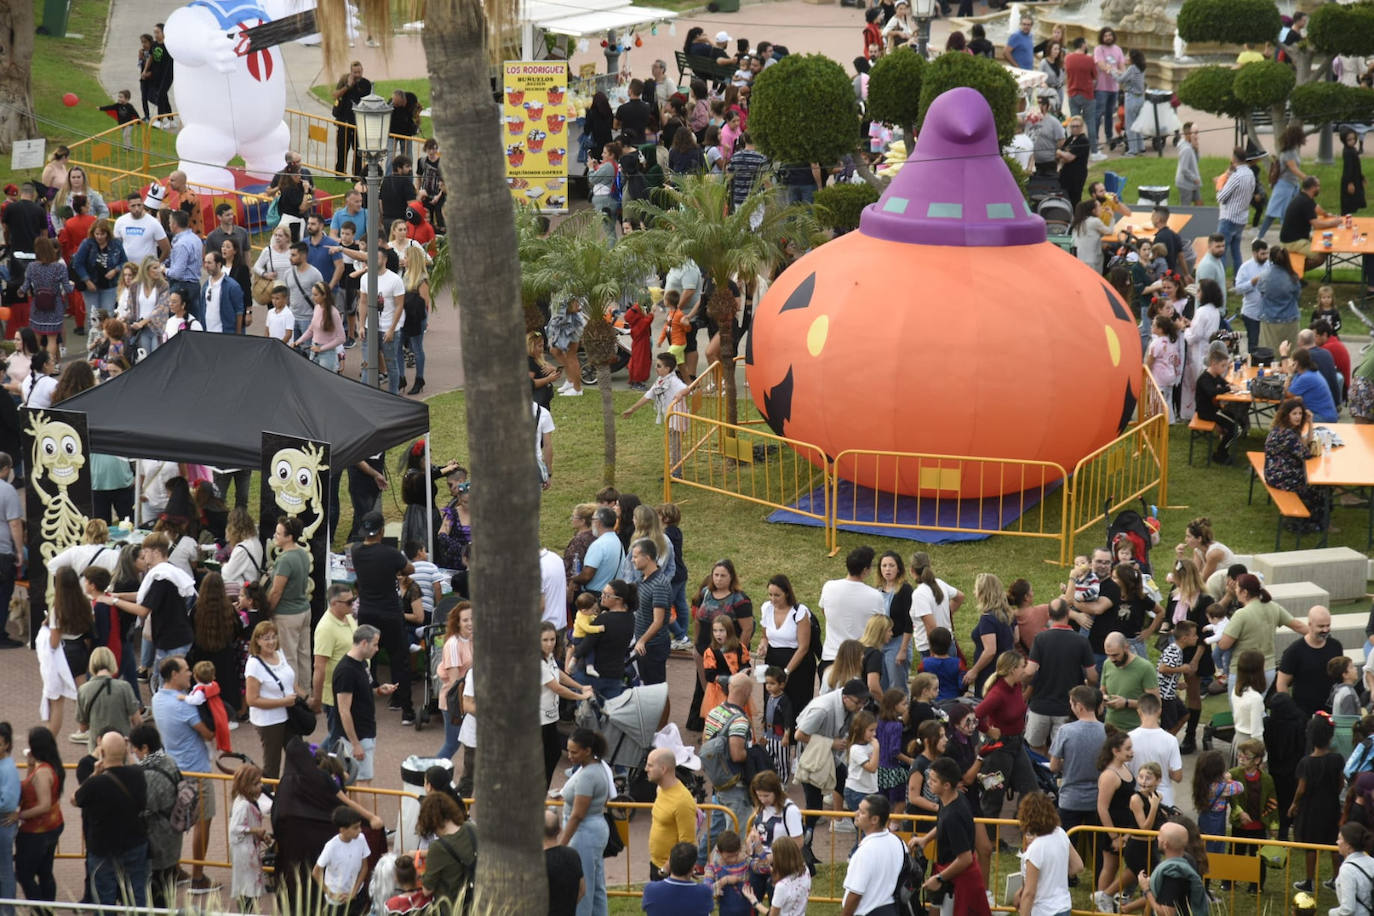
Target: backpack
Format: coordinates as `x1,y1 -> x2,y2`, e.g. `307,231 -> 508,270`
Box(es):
806,608 -> 823,664
147,764 -> 202,833
700,707 -> 749,790
402,289 -> 426,337
1105,497 -> 1156,575
894,837 -> 927,916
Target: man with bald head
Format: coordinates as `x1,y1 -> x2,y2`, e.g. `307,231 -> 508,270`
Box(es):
75,732 -> 150,906
699,672 -> 757,865
1100,632 -> 1159,731
1141,821 -> 1208,916
1276,606 -> 1344,717
544,806 -> 585,915
647,747 -> 698,881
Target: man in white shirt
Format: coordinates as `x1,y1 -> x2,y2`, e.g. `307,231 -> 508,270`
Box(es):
840,794 -> 905,916
1216,146 -> 1258,275
538,547 -> 566,629
198,251 -> 244,334
357,249 -> 406,393
818,546 -> 884,666
113,193 -> 169,264
1127,693 -> 1184,807
1232,239 -> 1269,353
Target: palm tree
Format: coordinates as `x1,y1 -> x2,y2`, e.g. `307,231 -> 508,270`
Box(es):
628,174 -> 818,426
524,210 -> 666,485
320,0 -> 549,910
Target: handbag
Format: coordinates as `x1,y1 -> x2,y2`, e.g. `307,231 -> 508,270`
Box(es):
251,250 -> 275,305
265,196 -> 281,231
251,654 -> 316,736
1249,372 -> 1286,401
602,810 -> 625,857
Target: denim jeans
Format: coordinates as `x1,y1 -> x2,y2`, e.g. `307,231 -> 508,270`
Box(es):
783,184 -> 816,206
314,348 -> 339,372
569,811 -> 609,916
1212,644 -> 1233,679
88,843 -> 149,906
402,319 -> 426,381
1124,93 -> 1144,154
437,712 -> 463,759
881,635 -> 909,693
667,579 -> 688,640
152,642 -> 192,694
1069,95 -> 1098,153
697,786 -> 753,865
86,287 -> 119,326
383,332 -> 403,394
293,318 -> 311,353
1094,90 -> 1118,149
572,669 -> 626,701
0,820 -> 16,916
1217,218 -> 1246,275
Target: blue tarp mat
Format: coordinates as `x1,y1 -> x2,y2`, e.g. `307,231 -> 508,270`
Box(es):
767,478 -> 1060,544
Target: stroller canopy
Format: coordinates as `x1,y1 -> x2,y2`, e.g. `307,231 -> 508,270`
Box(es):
597,683 -> 670,767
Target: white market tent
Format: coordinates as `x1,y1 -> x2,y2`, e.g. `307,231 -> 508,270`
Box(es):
519,0 -> 677,61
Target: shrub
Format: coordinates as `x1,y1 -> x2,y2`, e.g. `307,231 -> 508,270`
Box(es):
1177,66 -> 1248,119
915,53 -> 1020,147
749,54 -> 860,167
1176,0 -> 1282,46
813,182 -> 880,233
1232,60 -> 1295,108
1307,3 -> 1374,57
866,49 -> 925,129
1290,82 -> 1374,125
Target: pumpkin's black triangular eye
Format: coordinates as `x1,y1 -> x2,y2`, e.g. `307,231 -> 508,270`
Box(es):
1118,380 -> 1137,432
780,273 -> 817,313
762,366 -> 794,438
1104,283 -> 1131,323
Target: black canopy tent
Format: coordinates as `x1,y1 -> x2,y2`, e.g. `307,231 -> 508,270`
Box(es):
57,332 -> 430,469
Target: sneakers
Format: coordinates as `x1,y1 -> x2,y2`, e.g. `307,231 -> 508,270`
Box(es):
830,816 -> 855,834
561,387 -> 583,397
670,636 -> 693,651
345,337 -> 358,349
401,710 -> 416,726
1090,151 -> 1108,163
557,379 -> 573,392
1292,879 -> 1313,892
1321,878 -> 1336,891
1093,891 -> 1118,913
69,731 -> 89,744
188,876 -> 221,894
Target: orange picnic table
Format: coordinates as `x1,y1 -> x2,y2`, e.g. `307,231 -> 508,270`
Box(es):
1105,210 -> 1193,244
1306,424 -> 1374,547
1318,216 -> 1374,282
1216,364 -> 1283,426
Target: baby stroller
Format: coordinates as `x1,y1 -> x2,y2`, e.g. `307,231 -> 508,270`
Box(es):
1025,747 -> 1060,805
413,622 -> 446,731
575,682 -> 675,800
1105,496 -> 1159,575
1027,172 -> 1073,236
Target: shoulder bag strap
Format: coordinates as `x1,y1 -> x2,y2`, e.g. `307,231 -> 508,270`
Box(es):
235,543 -> 262,575
251,654 -> 286,694
82,546 -> 111,575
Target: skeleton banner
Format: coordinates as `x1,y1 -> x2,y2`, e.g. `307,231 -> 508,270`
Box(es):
259,431 -> 330,623
23,408 -> 94,622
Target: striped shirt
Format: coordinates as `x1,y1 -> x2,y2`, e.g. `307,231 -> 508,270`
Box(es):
728,149 -> 770,206
1216,166 -> 1256,225
409,559 -> 444,620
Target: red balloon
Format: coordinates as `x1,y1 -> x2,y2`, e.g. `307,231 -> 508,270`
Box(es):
62,93 -> 79,107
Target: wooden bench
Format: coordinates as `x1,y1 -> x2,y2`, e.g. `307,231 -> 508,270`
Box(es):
1246,451 -> 1323,549
1187,415 -> 1217,466
674,50 -> 736,86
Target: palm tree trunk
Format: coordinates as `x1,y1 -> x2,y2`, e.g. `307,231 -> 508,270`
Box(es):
0,0 -> 37,151
709,285 -> 740,426
598,362 -> 616,485
422,2 -> 547,912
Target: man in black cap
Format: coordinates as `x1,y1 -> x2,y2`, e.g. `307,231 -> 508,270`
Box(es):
351,510 -> 415,722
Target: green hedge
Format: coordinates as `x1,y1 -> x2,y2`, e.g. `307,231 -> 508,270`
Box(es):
867,49 -> 925,129
749,54 -> 860,167
1232,60 -> 1294,108
915,53 -> 1019,147
1307,2 -> 1374,57
813,182 -> 880,232
1177,66 -> 1248,120
1176,0 -> 1282,46
1290,82 -> 1374,124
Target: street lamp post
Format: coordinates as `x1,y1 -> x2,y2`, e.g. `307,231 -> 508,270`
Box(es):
352,93 -> 393,390
912,0 -> 935,58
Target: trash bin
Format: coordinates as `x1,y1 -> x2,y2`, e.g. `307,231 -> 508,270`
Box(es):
38,0 -> 71,37
714,0 -> 741,10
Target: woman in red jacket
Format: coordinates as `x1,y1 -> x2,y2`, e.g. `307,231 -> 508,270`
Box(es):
973,650 -> 1038,821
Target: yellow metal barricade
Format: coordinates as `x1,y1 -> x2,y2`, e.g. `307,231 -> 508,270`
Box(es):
831,450 -> 1069,557
1065,824 -> 1338,915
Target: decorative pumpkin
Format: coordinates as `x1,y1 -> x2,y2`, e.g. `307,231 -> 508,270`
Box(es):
745,88 -> 1142,498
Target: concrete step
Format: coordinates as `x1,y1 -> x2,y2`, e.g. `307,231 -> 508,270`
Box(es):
1251,547 -> 1368,602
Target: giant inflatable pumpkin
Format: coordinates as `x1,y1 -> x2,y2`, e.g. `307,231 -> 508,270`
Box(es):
745,88 -> 1141,499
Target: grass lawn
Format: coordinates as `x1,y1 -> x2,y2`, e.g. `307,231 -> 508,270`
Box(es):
393,383 -> 1373,637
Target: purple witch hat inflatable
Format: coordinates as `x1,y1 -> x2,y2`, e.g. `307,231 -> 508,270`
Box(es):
859,87 -> 1045,248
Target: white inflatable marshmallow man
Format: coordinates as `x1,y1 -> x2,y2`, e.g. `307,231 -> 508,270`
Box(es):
164,0 -> 312,190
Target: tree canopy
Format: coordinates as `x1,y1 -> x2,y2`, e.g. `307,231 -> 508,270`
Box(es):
748,53 -> 860,166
